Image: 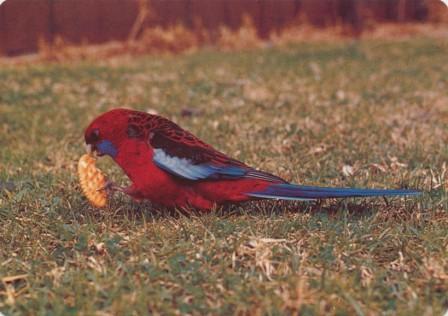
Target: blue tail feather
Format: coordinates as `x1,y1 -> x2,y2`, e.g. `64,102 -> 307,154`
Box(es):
247,183 -> 421,201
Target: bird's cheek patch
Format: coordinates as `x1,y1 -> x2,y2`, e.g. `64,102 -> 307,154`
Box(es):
97,140 -> 118,158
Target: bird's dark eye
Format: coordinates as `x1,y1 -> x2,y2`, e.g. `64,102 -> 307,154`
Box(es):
88,129 -> 100,143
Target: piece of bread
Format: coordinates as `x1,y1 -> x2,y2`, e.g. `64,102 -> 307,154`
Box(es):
78,154 -> 107,208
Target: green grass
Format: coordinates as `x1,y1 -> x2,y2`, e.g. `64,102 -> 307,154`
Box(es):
1,39 -> 447,315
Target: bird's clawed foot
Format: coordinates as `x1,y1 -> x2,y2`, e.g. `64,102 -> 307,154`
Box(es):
98,181 -> 127,195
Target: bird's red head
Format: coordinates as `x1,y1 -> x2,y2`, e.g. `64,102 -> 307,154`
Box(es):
84,108 -> 136,158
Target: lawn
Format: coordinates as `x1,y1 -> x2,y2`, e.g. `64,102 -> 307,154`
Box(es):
0,39 -> 447,315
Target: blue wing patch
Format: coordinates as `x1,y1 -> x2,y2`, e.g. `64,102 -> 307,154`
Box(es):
153,148 -> 247,180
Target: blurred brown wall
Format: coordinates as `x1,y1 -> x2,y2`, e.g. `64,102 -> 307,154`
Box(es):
0,0 -> 437,56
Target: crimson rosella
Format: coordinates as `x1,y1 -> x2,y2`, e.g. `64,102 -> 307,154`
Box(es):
84,108 -> 420,210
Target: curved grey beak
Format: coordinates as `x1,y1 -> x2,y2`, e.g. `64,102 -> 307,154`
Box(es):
85,143 -> 93,154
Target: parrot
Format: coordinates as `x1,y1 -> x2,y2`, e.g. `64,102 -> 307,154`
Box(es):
84,108 -> 420,210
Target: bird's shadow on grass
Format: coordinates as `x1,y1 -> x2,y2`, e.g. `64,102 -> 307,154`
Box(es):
76,195 -> 421,225
220,198 -> 419,222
